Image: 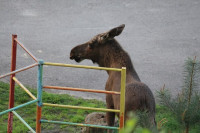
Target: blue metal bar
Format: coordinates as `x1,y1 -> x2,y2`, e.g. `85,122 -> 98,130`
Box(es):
40,119 -> 119,130
12,111 -> 36,133
36,60 -> 44,132
0,99 -> 38,116
37,60 -> 44,107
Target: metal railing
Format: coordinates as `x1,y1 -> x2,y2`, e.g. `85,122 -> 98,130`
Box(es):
0,35 -> 126,133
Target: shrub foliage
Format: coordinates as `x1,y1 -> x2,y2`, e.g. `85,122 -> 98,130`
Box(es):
157,57 -> 200,133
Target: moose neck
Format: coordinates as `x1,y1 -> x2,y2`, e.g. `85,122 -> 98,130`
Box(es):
96,39 -> 141,81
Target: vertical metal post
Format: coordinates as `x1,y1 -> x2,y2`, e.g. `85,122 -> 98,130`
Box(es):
119,67 -> 126,133
7,34 -> 17,133
36,60 -> 43,133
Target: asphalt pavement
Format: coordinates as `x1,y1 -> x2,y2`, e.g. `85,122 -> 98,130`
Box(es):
0,0 -> 200,101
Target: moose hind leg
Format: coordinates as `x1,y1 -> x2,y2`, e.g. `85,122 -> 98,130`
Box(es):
106,111 -> 115,126
106,111 -> 115,133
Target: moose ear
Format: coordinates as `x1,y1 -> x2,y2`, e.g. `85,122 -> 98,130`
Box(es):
107,24 -> 125,38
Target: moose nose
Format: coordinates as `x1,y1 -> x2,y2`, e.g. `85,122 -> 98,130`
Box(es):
70,56 -> 74,60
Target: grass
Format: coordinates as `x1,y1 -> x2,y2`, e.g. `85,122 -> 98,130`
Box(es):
156,105 -> 200,133
1,81 -> 200,133
0,81 -> 105,133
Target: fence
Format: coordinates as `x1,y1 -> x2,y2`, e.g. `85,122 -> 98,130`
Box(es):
0,35 -> 126,133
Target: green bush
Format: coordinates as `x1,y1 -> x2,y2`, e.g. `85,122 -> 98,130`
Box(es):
157,57 -> 200,133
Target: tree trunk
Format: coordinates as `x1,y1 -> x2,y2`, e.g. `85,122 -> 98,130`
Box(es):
185,124 -> 189,133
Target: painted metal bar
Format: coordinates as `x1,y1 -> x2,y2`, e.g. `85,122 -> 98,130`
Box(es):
13,77 -> 37,100
44,62 -> 122,71
43,103 -> 120,113
7,34 -> 17,133
43,85 -> 120,95
0,99 -> 38,116
36,106 -> 42,133
119,67 -> 126,133
12,111 -> 36,133
0,63 -> 38,79
14,38 -> 38,62
36,60 -> 44,133
40,119 -> 119,130
37,60 -> 43,107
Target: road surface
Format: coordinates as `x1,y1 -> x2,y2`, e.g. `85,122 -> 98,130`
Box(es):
0,0 -> 200,101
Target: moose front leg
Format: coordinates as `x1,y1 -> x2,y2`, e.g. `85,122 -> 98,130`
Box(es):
106,94 -> 115,133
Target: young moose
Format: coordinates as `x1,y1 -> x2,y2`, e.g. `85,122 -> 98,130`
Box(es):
70,24 -> 156,129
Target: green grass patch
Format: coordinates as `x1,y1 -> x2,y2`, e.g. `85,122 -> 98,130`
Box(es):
1,81 -> 200,133
0,81 -> 105,133
156,105 -> 200,133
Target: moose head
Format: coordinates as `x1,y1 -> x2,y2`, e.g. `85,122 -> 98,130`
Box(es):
70,24 -> 125,63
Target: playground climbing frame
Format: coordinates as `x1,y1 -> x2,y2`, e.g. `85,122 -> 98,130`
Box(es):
0,34 -> 126,133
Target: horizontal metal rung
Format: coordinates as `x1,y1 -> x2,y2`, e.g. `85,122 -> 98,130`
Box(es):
40,119 -> 119,130
43,85 -> 120,95
44,62 -> 122,71
43,103 -> 120,113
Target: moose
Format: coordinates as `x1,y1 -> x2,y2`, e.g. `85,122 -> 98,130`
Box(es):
70,24 -> 156,131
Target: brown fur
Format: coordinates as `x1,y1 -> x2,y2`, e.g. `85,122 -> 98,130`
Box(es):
70,24 -> 156,130
82,112 -> 118,133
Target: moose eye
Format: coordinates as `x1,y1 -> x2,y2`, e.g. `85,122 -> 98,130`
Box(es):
89,43 -> 95,49
92,39 -> 98,44
101,35 -> 106,39
89,41 -> 97,49
77,54 -> 81,58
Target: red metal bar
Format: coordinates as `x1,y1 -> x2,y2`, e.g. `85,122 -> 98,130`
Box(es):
36,106 -> 42,133
7,34 -> 17,133
119,114 -> 124,129
14,38 -> 38,62
43,85 -> 121,95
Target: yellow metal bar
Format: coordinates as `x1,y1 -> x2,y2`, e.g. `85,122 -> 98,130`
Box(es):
13,77 -> 37,100
43,103 -> 120,113
43,85 -> 121,95
44,62 -> 122,71
119,67 -> 126,133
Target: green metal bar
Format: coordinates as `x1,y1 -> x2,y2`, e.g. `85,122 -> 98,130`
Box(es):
43,103 -> 120,113
44,62 -> 122,71
0,99 -> 38,116
12,111 -> 36,133
119,67 -> 126,133
40,119 -> 119,130
36,60 -> 44,133
37,60 -> 44,107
